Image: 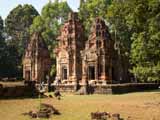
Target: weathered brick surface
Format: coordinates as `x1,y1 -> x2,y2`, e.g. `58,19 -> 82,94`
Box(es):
23,33 -> 51,83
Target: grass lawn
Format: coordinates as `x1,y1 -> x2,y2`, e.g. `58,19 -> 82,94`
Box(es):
0,90 -> 160,120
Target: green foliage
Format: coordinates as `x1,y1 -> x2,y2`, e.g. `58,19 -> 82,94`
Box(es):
97,0 -> 160,82
0,17 -> 19,77
131,63 -> 160,82
30,1 -> 72,49
107,0 -> 133,56
5,4 -> 39,55
3,45 -> 20,77
3,4 -> 38,78
0,16 -> 6,76
129,0 -> 160,82
30,16 -> 44,33
79,0 -> 111,34
50,64 -> 56,77
0,16 -> 3,33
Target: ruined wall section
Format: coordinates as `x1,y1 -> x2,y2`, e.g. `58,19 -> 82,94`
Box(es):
23,33 -> 51,83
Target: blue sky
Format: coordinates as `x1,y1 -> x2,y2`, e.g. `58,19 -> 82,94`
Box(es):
0,0 -> 80,19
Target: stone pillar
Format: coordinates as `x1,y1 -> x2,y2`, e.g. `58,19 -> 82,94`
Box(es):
23,66 -> 25,80
101,55 -> 106,81
81,57 -> 88,94
72,55 -> 77,79
95,61 -> 98,80
72,54 -> 78,91
67,58 -> 70,81
82,58 -> 87,85
55,59 -> 61,82
109,58 -> 112,83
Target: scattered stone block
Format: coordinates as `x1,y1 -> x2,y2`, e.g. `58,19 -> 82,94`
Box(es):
49,94 -> 53,98
91,112 -> 110,120
111,113 -> 120,120
41,103 -> 60,115
54,90 -> 61,100
91,112 -> 122,120
23,103 -> 60,119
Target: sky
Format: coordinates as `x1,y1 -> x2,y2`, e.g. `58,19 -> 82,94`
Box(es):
0,0 -> 80,19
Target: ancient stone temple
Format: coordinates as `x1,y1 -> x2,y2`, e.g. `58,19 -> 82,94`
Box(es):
23,33 -> 51,83
54,12 -> 130,93
81,17 -> 114,85
55,12 -> 85,89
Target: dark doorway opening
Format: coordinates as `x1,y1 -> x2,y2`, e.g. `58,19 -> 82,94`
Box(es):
44,71 -> 48,83
25,71 -> 30,81
88,66 -> 95,80
98,64 -> 103,77
62,68 -> 67,80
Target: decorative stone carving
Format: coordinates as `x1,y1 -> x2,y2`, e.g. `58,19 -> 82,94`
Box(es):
55,12 -> 85,88
81,17 -> 113,84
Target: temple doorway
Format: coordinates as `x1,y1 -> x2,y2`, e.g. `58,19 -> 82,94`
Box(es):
62,67 -> 67,80
25,71 -> 30,81
88,66 -> 95,80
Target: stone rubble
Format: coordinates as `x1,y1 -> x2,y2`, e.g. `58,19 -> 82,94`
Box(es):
23,103 -> 60,118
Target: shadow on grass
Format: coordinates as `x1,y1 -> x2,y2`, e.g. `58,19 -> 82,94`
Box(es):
0,95 -> 39,100
0,92 -> 51,100
112,88 -> 160,95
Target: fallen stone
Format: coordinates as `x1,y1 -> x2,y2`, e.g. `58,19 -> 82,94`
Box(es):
111,113 -> 120,120
54,90 -> 61,100
91,112 -> 110,120
23,103 -> 60,119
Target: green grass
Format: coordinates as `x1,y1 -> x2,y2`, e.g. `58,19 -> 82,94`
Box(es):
0,90 -> 160,120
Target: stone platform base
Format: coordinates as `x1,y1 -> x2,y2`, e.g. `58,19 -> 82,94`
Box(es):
52,83 -> 159,94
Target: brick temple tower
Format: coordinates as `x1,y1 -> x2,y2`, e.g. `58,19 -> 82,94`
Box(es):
55,12 -> 85,88
81,18 -> 114,85
23,33 -> 51,83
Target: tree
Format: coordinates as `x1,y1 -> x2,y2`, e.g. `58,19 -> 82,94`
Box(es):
106,0 -> 135,82
30,0 -> 72,77
30,0 -> 72,51
105,0 -> 160,82
108,0 -> 160,82
79,0 -> 111,34
0,16 -> 18,77
130,0 -> 160,82
5,4 -> 39,56
4,4 -> 39,78
107,0 -> 133,55
0,16 -> 6,77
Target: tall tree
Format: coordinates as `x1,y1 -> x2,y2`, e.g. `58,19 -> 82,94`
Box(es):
106,0 -> 133,82
107,0 -> 160,82
30,0 -> 72,50
4,4 -> 39,77
130,0 -> 160,82
0,16 -> 18,77
0,16 -> 3,39
5,4 -> 39,55
107,0 -> 133,55
0,16 -> 6,77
